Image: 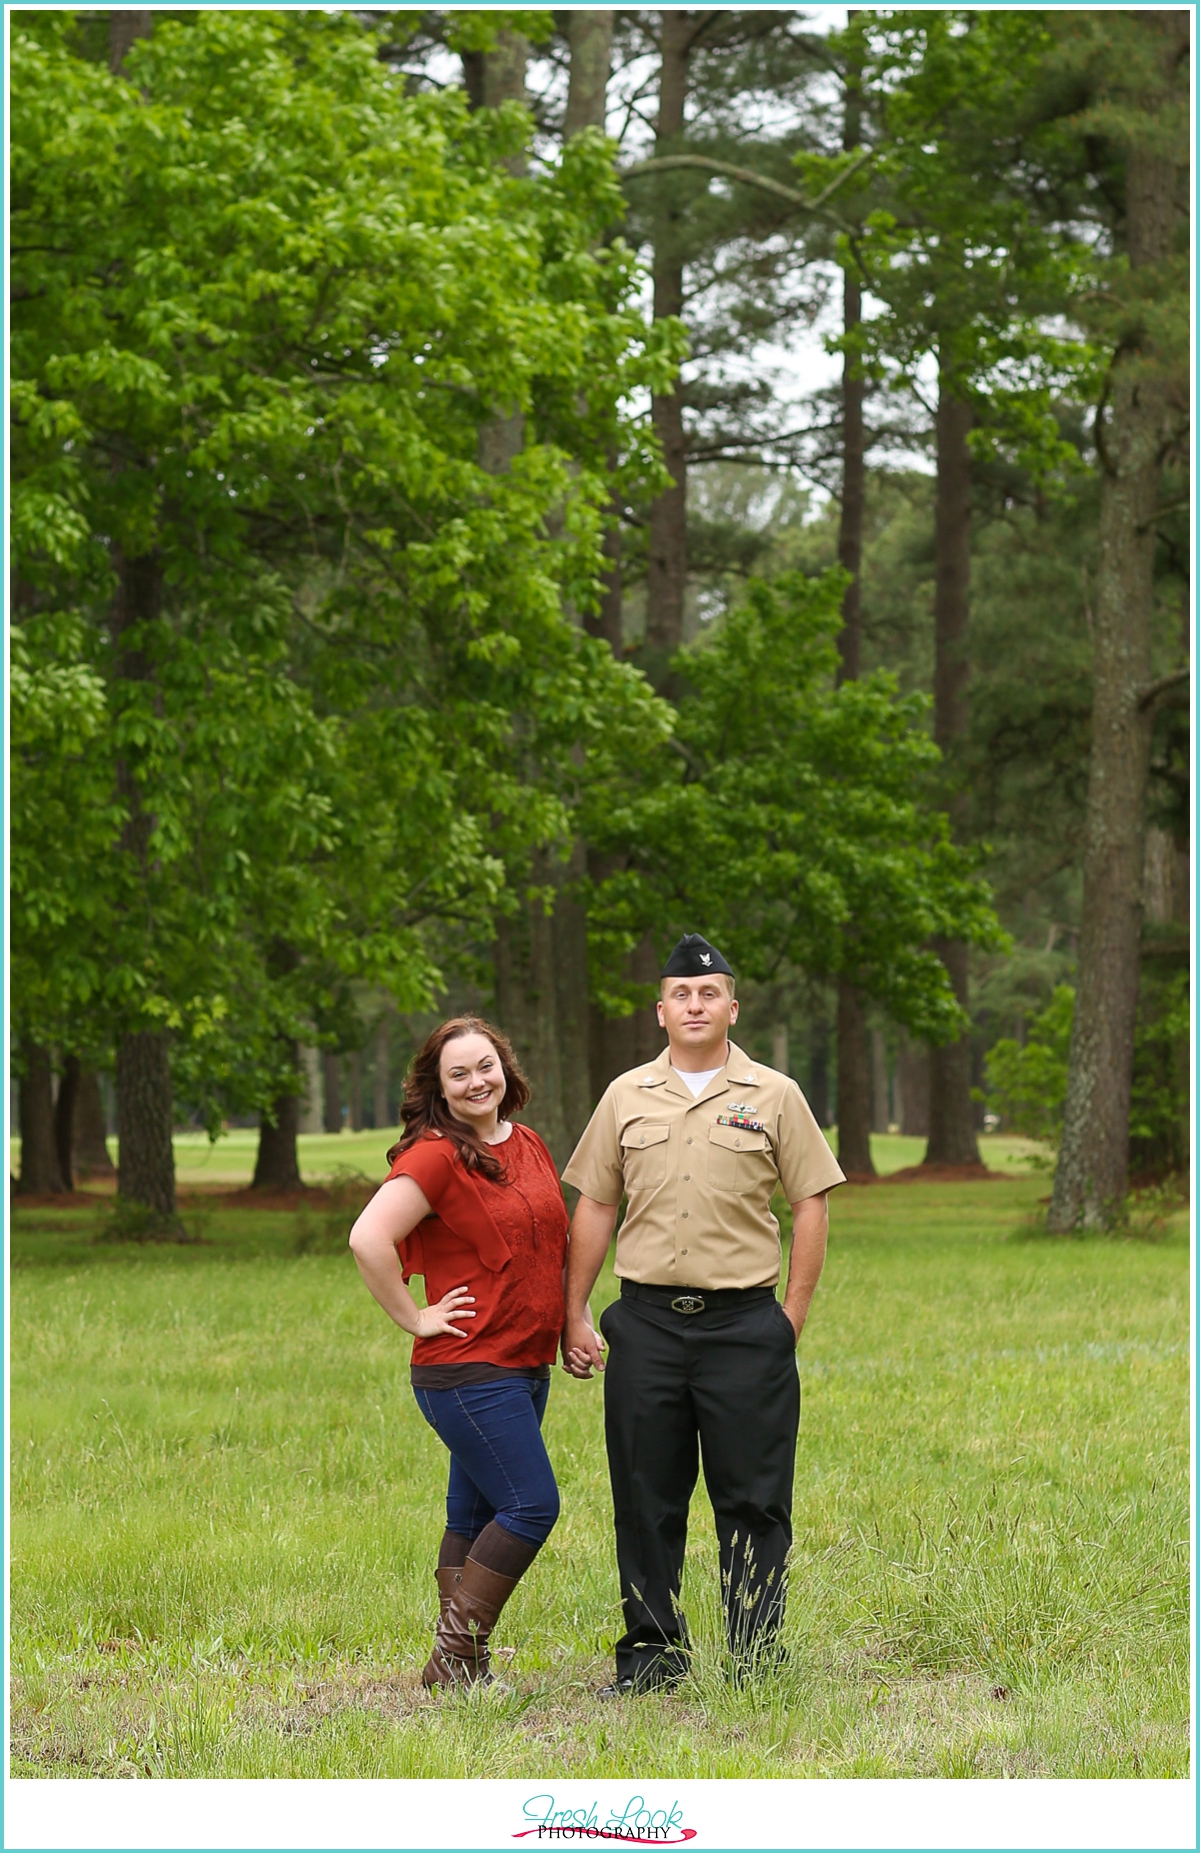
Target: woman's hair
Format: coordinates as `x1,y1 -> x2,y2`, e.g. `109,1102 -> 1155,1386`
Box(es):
386,1016 -> 530,1183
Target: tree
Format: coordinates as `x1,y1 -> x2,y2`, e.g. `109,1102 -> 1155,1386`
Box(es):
827,9 -> 1088,1168
588,570 -> 1006,1057
12,11 -> 677,1198
1044,10 -> 1190,1227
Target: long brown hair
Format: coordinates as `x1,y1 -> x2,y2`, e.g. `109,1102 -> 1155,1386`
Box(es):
386,1016 -> 531,1183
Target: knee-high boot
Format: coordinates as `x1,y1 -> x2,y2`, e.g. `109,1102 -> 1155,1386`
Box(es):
422,1558 -> 519,1689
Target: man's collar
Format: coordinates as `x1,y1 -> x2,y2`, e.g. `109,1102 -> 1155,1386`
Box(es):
636,1041 -> 760,1096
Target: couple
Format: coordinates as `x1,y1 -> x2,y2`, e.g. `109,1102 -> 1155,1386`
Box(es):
349,935 -> 844,1694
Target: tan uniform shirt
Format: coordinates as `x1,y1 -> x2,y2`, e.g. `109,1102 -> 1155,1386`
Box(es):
562,1041 -> 845,1291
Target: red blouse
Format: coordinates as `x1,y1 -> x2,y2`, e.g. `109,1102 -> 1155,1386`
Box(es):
386,1125 -> 569,1371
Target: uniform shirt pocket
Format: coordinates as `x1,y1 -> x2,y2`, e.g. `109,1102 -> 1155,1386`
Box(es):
621,1122 -> 671,1190
707,1122 -> 770,1193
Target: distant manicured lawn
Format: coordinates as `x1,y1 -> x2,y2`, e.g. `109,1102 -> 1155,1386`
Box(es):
14,1126 -> 1054,1189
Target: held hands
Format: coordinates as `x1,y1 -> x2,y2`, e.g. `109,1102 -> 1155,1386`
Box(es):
561,1313 -> 605,1379
414,1285 -> 476,1339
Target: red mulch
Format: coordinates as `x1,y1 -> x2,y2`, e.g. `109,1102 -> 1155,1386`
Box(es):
9,1183 -> 375,1213
843,1162 -> 1013,1186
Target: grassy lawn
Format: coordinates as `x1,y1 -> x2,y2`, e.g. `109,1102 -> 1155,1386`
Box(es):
10,1172 -> 1189,1778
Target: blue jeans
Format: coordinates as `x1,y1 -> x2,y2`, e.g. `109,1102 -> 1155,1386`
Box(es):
413,1377 -> 560,1546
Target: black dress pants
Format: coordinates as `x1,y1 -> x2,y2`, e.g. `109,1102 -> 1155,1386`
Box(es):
599,1284 -> 800,1688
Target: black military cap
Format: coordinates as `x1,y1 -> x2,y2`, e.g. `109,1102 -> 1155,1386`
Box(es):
660,933 -> 734,979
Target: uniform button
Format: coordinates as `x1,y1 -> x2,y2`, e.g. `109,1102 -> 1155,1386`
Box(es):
681,1247 -> 689,1255
735,1138 -> 741,1148
686,1137 -> 693,1145
682,1210 -> 689,1219
683,1173 -> 690,1181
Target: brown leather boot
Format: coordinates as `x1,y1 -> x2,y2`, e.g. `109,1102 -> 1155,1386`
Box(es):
422,1559 -> 519,1690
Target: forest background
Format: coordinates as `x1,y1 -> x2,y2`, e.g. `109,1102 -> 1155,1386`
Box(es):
11,6 -> 1191,1231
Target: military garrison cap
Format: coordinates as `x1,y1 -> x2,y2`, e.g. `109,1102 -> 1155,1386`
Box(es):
660,933 -> 734,979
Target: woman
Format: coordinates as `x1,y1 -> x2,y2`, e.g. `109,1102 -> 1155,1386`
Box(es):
348,1016 -> 569,1690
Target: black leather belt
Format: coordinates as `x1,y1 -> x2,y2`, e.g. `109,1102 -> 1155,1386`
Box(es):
620,1281 -> 775,1316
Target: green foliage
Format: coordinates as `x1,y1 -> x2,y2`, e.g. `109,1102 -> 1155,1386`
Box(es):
589,571 -> 1006,1038
10,9 -> 680,1112
988,975 -> 1189,1174
818,10 -> 1098,481
986,987 -> 1075,1147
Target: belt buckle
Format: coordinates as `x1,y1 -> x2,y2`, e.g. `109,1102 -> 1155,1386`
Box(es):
671,1293 -> 705,1315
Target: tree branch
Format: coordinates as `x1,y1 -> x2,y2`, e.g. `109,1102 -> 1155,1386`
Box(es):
1137,496 -> 1191,532
620,147 -> 872,225
1137,668 -> 1190,712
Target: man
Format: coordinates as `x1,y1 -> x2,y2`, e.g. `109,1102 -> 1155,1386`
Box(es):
561,933 -> 844,1692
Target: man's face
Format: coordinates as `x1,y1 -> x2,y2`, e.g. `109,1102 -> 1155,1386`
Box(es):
657,975 -> 738,1051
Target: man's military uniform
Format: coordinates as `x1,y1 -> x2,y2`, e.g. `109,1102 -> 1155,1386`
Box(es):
563,944 -> 844,1688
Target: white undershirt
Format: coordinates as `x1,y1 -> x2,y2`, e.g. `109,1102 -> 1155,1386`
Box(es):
673,1066 -> 723,1097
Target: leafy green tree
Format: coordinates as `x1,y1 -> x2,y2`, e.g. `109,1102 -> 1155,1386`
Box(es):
588,569 -> 1005,1052
11,9 -> 677,1207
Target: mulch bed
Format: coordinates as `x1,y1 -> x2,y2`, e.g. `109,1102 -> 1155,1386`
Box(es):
843,1162 -> 1013,1186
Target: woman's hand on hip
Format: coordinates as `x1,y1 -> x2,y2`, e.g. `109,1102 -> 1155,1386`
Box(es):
415,1286 -> 476,1339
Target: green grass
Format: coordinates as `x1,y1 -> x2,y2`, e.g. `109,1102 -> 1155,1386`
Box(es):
16,1127 -> 1054,1190
10,1175 -> 1189,1778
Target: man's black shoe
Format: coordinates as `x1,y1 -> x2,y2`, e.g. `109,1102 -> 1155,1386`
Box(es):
597,1677 -> 637,1699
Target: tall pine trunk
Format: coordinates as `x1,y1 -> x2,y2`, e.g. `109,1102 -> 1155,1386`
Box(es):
832,29 -> 875,1176
373,1015 -> 392,1131
564,11 -> 613,137
16,1039 -> 64,1195
108,8 -> 177,1226
54,1052 -> 80,1192
74,1068 -> 116,1178
835,986 -> 874,1177
645,12 -> 692,665
322,1054 -> 341,1133
1049,40 -> 1185,1225
924,380 -> 982,1167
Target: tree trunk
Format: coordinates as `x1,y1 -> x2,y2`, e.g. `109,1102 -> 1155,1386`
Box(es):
830,33 -> 877,1179
111,544 -> 179,1216
896,1038 -> 930,1138
16,1039 -> 64,1195
322,1053 -> 341,1134
924,380 -> 981,1167
373,1016 -> 392,1131
298,1046 -> 323,1136
74,1067 -> 117,1178
348,1051 -> 363,1132
495,865 -> 571,1166
109,9 -> 151,73
116,1029 -> 176,1220
835,984 -> 874,1175
645,12 -> 693,665
771,1023 -> 789,1076
553,840 -> 594,1153
587,922 -> 664,1100
1049,91 -> 1183,1226
808,1007 -> 831,1128
251,1039 -> 303,1192
871,1026 -> 890,1134
564,11 -> 613,137
54,1052 -> 80,1192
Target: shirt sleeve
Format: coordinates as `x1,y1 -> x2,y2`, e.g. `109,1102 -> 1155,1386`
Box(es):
387,1134 -> 456,1208
775,1081 -> 846,1202
562,1088 -> 625,1205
